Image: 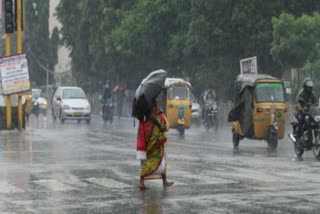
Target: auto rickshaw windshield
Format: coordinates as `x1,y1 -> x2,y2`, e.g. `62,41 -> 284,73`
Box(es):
168,85 -> 190,100
255,82 -> 285,102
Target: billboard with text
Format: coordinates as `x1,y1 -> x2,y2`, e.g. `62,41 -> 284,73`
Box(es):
0,53 -> 31,95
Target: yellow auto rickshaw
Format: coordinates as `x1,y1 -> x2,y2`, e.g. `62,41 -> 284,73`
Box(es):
159,78 -> 192,136
228,74 -> 287,150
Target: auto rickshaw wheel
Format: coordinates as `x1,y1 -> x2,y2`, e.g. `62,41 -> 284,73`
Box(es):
232,132 -> 240,148
178,125 -> 185,137
267,126 -> 278,151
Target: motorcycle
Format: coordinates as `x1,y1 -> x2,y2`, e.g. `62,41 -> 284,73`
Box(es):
203,100 -> 219,132
288,106 -> 320,159
32,100 -> 40,117
102,99 -> 114,124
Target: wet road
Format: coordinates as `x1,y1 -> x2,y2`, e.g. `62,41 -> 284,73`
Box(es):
1,114 -> 320,213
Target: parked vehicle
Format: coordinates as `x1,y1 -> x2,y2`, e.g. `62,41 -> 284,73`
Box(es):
229,74 -> 287,151
289,106 -> 320,159
159,78 -> 192,137
203,99 -> 219,132
52,86 -> 91,123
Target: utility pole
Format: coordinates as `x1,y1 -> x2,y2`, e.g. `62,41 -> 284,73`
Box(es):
4,0 -> 14,129
17,0 -> 23,130
46,64 -> 49,100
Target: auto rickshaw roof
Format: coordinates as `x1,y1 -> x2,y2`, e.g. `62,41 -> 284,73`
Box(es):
164,78 -> 191,88
235,74 -> 280,93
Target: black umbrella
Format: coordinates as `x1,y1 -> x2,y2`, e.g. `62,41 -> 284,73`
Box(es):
132,69 -> 167,120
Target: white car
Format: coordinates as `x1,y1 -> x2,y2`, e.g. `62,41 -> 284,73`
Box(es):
52,86 -> 91,123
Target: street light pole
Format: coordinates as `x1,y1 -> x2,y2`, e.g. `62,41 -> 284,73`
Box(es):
17,0 -> 23,130
46,64 -> 49,99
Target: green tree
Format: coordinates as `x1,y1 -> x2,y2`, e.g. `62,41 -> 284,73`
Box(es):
271,13 -> 320,68
55,0 -> 320,100
24,0 -> 58,86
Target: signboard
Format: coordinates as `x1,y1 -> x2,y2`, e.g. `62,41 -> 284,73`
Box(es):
240,56 -> 258,75
0,53 -> 31,95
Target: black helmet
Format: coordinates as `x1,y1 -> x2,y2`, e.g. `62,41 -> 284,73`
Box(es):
303,78 -> 313,94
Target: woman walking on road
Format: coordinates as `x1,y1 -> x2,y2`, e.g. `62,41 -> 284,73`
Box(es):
136,101 -> 174,190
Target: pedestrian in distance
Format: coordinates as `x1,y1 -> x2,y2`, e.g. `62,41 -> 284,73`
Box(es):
136,100 -> 174,190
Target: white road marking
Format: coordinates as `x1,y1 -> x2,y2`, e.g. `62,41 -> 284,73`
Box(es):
85,177 -> 131,189
34,179 -> 75,191
145,179 -> 186,187
181,174 -> 238,185
0,182 -> 24,193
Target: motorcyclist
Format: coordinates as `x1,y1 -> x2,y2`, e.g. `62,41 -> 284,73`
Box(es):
294,78 -> 318,140
101,83 -> 114,117
201,88 -> 218,123
103,83 -> 113,102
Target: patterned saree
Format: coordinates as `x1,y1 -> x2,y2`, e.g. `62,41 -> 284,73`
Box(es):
139,113 -> 168,179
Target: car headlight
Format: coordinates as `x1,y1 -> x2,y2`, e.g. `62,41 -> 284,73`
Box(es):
85,105 -> 91,111
34,102 -> 38,106
63,105 -> 71,110
43,100 -> 47,105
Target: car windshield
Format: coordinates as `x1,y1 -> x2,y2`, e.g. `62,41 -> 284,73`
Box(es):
168,85 -> 190,100
62,88 -> 86,99
255,82 -> 285,102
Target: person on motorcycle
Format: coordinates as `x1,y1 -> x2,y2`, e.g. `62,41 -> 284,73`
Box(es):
294,78 -> 318,140
103,83 -> 113,102
201,88 -> 217,124
101,83 -> 114,119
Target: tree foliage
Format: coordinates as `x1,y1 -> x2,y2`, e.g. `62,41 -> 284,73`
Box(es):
55,0 -> 320,99
271,13 -> 320,68
24,0 -> 58,87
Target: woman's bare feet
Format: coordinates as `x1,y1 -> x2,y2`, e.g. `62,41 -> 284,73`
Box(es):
139,184 -> 147,190
139,177 -> 147,190
162,174 -> 174,188
163,180 -> 174,188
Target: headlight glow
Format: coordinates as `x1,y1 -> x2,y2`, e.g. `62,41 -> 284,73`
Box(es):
305,115 -> 310,121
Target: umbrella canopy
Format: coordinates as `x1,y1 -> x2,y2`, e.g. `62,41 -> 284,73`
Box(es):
132,69 -> 167,120
113,84 -> 127,92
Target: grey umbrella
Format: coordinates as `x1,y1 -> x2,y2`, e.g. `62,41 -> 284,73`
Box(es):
132,69 -> 167,120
